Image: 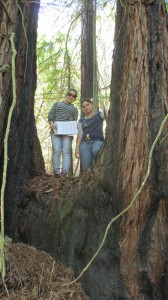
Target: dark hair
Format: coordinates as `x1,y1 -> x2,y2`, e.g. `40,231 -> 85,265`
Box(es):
67,88 -> 77,96
81,98 -> 93,106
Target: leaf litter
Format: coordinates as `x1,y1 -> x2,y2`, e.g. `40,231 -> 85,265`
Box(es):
0,243 -> 91,300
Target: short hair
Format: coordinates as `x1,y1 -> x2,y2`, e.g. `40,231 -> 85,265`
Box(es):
67,88 -> 77,96
81,98 -> 93,106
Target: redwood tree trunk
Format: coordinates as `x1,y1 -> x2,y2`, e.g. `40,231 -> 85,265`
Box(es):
97,0 -> 168,298
0,0 -> 45,239
18,1 -> 168,300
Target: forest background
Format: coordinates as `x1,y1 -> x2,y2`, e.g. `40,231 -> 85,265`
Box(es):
35,0 -> 115,173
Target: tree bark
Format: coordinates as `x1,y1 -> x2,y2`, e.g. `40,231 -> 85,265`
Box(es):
81,0 -> 94,100
0,0 -> 45,239
81,0 -> 98,113
96,0 -> 168,298
18,0 -> 168,299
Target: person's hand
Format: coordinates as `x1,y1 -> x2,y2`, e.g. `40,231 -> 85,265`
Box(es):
49,121 -> 54,129
75,148 -> 80,159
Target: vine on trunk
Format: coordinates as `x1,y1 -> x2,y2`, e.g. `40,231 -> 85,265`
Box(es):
0,32 -> 17,295
69,113 -> 168,284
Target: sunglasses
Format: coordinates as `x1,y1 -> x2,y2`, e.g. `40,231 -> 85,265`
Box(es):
67,93 -> 77,99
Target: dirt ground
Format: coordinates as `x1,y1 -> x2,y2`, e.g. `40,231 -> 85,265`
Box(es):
0,242 -> 91,300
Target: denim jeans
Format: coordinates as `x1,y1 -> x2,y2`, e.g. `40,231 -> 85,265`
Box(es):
51,132 -> 73,174
79,140 -> 103,171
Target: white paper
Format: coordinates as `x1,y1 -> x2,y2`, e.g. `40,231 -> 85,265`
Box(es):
53,121 -> 78,135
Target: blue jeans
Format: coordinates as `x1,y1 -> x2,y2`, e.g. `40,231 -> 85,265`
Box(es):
51,132 -> 72,174
79,140 -> 103,171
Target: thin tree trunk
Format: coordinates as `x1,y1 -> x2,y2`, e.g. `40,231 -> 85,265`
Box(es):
92,0 -> 98,112
81,0 -> 94,100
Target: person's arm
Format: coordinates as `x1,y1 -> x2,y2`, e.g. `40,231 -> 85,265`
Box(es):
73,107 -> 79,121
99,110 -> 104,119
49,120 -> 55,130
48,102 -> 58,129
75,121 -> 83,158
75,134 -> 82,158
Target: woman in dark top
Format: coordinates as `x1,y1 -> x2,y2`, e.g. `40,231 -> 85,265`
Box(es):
75,98 -> 104,171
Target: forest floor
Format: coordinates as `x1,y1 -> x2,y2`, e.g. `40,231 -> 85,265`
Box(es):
0,242 -> 91,300
26,172 -> 92,214
27,173 -> 81,205
0,174 -> 93,299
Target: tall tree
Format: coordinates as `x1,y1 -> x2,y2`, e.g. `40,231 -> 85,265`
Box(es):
18,0 -> 168,299
0,0 -> 44,239
95,0 -> 168,298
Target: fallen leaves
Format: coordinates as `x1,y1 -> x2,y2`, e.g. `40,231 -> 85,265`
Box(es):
0,243 -> 91,300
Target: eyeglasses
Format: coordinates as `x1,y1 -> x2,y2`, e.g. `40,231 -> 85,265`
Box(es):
67,93 -> 77,99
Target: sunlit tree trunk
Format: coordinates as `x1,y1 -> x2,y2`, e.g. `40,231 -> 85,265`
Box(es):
0,0 -> 44,239
92,0 -> 98,111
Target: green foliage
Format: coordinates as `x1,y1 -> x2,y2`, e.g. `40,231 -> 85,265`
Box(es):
165,0 -> 168,12
37,35 -> 77,92
36,33 -> 81,122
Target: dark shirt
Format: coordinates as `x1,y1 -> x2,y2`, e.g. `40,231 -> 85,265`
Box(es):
79,112 -> 104,142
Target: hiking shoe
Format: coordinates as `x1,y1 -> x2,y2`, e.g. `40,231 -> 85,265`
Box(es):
53,173 -> 61,178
